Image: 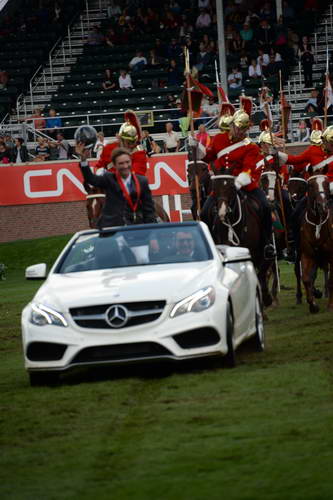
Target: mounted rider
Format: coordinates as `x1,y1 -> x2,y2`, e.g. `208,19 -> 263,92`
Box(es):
196,96 -> 275,259
257,119 -> 294,258
95,110 -> 148,176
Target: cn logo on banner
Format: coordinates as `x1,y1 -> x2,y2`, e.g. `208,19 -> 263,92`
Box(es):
0,154 -> 189,206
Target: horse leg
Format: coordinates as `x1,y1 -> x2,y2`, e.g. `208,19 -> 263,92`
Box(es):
311,265 -> 323,299
301,254 -> 319,313
294,255 -> 302,305
326,262 -> 333,310
257,259 -> 273,308
271,260 -> 280,307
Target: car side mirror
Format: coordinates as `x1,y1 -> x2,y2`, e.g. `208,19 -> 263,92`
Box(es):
25,263 -> 47,280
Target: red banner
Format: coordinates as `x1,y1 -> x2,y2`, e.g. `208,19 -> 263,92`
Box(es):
0,153 -> 189,206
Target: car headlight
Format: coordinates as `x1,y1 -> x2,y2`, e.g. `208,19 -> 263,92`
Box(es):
30,303 -> 68,327
170,287 -> 215,318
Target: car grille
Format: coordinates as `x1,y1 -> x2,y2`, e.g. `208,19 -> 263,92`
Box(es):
69,301 -> 166,329
71,342 -> 172,363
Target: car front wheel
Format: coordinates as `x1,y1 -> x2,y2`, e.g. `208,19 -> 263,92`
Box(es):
223,301 -> 236,368
248,290 -> 265,352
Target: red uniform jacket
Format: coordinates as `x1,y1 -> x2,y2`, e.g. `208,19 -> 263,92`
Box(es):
203,133 -> 261,191
287,144 -> 333,183
95,141 -> 148,176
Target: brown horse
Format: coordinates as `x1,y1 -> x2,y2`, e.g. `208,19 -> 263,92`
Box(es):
187,161 -> 211,220
84,183 -> 170,229
300,174 -> 333,313
210,174 -> 272,307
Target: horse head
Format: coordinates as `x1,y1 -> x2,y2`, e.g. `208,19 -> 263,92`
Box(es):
307,175 -> 330,219
288,176 -> 308,206
261,171 -> 277,202
187,161 -> 211,192
212,175 -> 238,222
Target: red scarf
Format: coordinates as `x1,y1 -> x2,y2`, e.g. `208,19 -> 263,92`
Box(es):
115,171 -> 141,215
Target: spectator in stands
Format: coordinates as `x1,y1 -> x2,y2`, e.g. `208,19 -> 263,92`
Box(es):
22,108 -> 46,132
105,28 -> 118,47
129,50 -> 147,72
305,88 -> 319,110
142,129 -> 160,156
102,69 -> 116,91
35,137 -> 50,161
167,38 -> 182,62
202,96 -> 219,118
195,8 -> 211,29
0,69 -> 9,90
296,118 -> 311,141
198,0 -> 210,8
270,47 -> 282,62
55,132 -> 70,160
304,103 -> 317,117
239,51 -> 249,70
194,42 -> 213,72
154,38 -> 166,58
107,1 -> 121,19
93,132 -> 106,159
196,124 -> 211,148
257,48 -> 270,69
45,108 -> 62,139
264,54 -> 279,77
240,22 -> 254,50
118,69 -> 133,89
288,28 -> 300,57
0,142 -> 12,165
12,137 -> 29,163
3,134 -> 14,151
179,17 -> 194,40
300,44 -> 314,88
85,25 -> 104,45
147,49 -> 163,68
248,59 -> 262,78
166,94 -> 177,108
228,66 -> 242,89
167,59 -> 182,86
163,122 -> 180,153
256,19 -> 274,50
283,0 -> 295,22
259,2 -> 275,22
229,32 -> 242,54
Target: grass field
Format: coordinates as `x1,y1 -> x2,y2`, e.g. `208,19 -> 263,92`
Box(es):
1,235 -> 333,500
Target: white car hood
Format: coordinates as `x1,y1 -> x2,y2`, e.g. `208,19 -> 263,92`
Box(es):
34,261 -> 220,310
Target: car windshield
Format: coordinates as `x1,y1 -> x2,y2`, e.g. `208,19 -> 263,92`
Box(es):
56,225 -> 212,273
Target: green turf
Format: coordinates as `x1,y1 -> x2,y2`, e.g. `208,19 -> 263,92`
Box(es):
0,236 -> 333,500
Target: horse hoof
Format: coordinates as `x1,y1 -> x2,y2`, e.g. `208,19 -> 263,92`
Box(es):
262,292 -> 273,308
327,304 -> 333,311
313,288 -> 323,299
309,303 -> 320,314
296,297 -> 302,305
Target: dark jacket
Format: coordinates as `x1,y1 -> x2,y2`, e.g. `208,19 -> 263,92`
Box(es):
80,164 -> 157,228
13,145 -> 29,163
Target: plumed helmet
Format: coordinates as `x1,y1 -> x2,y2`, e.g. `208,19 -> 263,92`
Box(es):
310,117 -> 323,145
258,131 -> 273,145
322,125 -> 333,144
119,109 -> 142,143
218,102 -> 235,131
233,96 -> 252,129
74,125 -> 98,149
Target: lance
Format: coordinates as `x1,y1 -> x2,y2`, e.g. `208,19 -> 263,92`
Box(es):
264,100 -> 289,251
324,45 -> 329,128
184,47 -> 201,219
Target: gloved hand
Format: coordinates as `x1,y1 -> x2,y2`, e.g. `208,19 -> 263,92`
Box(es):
188,135 -> 198,147
278,151 -> 288,164
235,172 -> 251,190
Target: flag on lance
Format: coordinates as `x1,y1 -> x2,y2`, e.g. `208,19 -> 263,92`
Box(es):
325,73 -> 333,109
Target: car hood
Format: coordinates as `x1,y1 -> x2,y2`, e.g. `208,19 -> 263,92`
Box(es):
34,261 -> 220,310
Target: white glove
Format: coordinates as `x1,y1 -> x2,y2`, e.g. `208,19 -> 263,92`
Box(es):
188,135 -> 198,147
278,151 -> 288,164
235,172 -> 251,190
330,182 -> 333,194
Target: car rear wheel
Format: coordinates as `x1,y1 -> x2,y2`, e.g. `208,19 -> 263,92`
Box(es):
29,371 -> 60,387
248,290 -> 265,352
223,302 -> 236,368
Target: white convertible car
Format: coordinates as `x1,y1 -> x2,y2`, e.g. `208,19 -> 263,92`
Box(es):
22,222 -> 264,385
